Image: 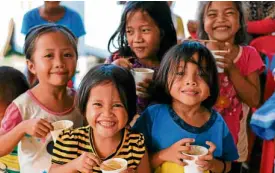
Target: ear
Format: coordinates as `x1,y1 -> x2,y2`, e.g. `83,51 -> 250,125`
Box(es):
26,59 -> 36,75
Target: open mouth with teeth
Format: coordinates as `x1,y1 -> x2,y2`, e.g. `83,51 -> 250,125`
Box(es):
181,90 -> 199,96
214,26 -> 230,31
98,121 -> 116,128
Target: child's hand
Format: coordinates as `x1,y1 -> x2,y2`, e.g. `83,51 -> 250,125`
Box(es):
25,118 -> 53,138
195,141 -> 216,171
73,152 -> 101,173
159,138 -> 194,166
214,42 -> 238,73
136,78 -> 151,98
112,58 -> 133,69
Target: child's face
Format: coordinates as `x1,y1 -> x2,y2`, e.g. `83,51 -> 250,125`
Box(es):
86,82 -> 128,139
203,1 -> 240,43
168,53 -> 210,107
126,10 -> 161,60
27,31 -> 77,87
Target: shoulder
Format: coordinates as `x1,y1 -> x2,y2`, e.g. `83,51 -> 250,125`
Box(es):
144,104 -> 169,115
125,129 -> 145,150
64,6 -> 82,19
13,91 -> 32,107
241,45 -> 258,55
23,7 -> 39,18
60,126 -> 90,140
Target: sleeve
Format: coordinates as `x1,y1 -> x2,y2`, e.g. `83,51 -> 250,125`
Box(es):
51,129 -> 78,165
247,18 -> 275,35
221,122 -> 239,161
21,12 -> 33,35
128,132 -> 146,168
250,92 -> 275,140
0,103 -> 23,134
245,47 -> 265,76
131,107 -> 155,152
70,12 -> 86,38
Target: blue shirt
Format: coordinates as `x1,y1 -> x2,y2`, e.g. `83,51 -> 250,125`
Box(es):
21,6 -> 86,38
132,104 -> 239,161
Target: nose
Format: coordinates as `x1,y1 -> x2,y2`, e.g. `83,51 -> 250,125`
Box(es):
101,106 -> 113,117
133,31 -> 143,43
184,74 -> 197,86
217,13 -> 226,22
54,56 -> 65,69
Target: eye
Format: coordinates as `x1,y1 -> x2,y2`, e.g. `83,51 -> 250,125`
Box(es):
44,54 -> 53,58
64,53 -> 73,58
92,103 -> 102,107
142,28 -> 150,33
226,11 -> 234,16
207,13 -> 217,18
176,71 -> 184,76
113,103 -> 124,108
126,29 -> 133,35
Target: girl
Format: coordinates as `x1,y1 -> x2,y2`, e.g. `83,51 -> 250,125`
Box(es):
106,1 -> 177,113
49,64 -> 150,173
133,41 -> 239,173
197,1 -> 265,172
0,66 -> 29,173
0,24 -> 83,173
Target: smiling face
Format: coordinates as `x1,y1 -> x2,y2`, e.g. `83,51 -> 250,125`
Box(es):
168,53 -> 210,108
126,10 -> 161,60
27,31 -> 77,87
203,1 -> 240,43
86,82 -> 128,139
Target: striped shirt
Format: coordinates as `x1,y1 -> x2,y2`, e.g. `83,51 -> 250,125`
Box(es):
52,126 -> 145,172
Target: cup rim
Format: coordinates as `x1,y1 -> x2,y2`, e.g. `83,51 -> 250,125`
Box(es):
51,120 -> 74,131
100,158 -> 127,172
132,68 -> 154,73
181,145 -> 208,157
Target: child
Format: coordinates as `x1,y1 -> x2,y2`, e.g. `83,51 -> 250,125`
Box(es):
197,1 -> 265,172
0,66 -> 29,173
106,1 -> 177,113
133,41 -> 239,173
0,24 -> 83,173
250,68 -> 275,173
49,64 -> 150,173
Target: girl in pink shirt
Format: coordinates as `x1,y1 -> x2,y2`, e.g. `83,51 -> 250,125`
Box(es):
197,1 -> 265,172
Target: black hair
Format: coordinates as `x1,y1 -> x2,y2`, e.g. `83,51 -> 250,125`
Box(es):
0,66 -> 30,104
108,1 -> 177,61
152,41 -> 219,110
78,64 -> 137,124
24,23 -> 78,60
197,1 -> 247,45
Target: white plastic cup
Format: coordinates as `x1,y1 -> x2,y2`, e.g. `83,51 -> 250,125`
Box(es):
100,158 -> 128,173
131,68 -> 154,95
211,50 -> 227,73
50,120 -> 74,142
182,145 -> 208,173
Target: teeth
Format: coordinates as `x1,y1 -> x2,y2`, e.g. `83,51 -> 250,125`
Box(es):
216,27 -> 228,31
99,121 -> 115,127
183,91 -> 198,95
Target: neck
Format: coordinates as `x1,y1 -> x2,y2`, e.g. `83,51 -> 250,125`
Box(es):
43,6 -> 63,16
138,56 -> 160,68
32,83 -> 68,100
92,130 -> 123,159
172,101 -> 203,119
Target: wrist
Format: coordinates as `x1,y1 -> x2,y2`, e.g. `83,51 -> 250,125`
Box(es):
210,159 -> 226,173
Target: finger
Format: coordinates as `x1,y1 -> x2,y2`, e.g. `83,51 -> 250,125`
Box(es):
174,157 -> 186,167
40,119 -> 54,131
38,124 -> 52,134
35,129 -> 48,138
198,154 -> 213,161
87,153 -> 101,165
178,145 -> 191,152
195,160 -> 208,167
176,138 -> 195,146
217,64 -> 225,69
136,86 -> 147,93
137,81 -> 150,88
206,141 -> 216,154
84,159 -> 95,169
180,153 -> 194,161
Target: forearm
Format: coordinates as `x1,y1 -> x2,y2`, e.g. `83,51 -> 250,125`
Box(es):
150,151 -> 165,169
228,68 -> 260,107
210,160 -> 231,173
0,121 -> 26,156
49,163 -> 78,173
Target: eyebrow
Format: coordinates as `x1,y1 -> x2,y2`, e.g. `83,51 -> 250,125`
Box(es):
207,7 -> 235,12
44,48 -> 73,51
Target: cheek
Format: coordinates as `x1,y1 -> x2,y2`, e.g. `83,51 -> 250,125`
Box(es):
85,110 -> 98,126
204,19 -> 212,34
